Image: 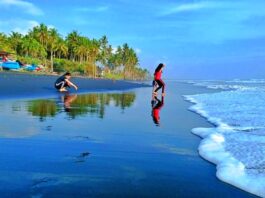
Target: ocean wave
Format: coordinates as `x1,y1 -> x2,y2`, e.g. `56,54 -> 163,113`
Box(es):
185,87 -> 265,197
186,79 -> 265,91
227,79 -> 265,84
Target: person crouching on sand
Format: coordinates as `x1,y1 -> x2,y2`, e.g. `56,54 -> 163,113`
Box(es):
54,72 -> 78,92
153,63 -> 165,96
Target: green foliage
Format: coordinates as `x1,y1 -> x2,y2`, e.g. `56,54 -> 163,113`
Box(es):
105,72 -> 124,80
53,58 -> 93,75
27,99 -> 58,121
1,23 -> 150,80
54,58 -> 73,72
0,33 -> 14,53
27,92 -> 136,120
53,58 -> 67,72
17,56 -> 42,65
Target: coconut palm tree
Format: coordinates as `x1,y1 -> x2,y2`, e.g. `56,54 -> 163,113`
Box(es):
9,32 -> 22,55
0,33 -> 7,44
98,35 -> 111,66
88,39 -> 100,78
1,22 -> 148,80
30,23 -> 49,50
21,35 -> 46,58
66,30 -> 80,61
48,28 -> 60,72
56,38 -> 68,59
121,43 -> 131,79
0,33 -> 13,52
21,36 -> 34,57
74,36 -> 90,63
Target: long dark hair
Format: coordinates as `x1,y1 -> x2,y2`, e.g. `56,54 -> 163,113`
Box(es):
155,63 -> 164,73
63,71 -> 71,76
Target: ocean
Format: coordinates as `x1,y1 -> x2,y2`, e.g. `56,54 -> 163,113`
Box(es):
185,79 -> 265,197
0,82 -> 254,197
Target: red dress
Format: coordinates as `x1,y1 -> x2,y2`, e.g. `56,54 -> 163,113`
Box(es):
154,70 -> 162,80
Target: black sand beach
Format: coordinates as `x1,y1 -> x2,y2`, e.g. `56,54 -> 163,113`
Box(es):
0,72 -> 149,99
0,73 -> 257,197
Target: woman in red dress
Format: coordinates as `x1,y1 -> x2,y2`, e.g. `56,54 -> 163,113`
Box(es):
153,63 -> 165,96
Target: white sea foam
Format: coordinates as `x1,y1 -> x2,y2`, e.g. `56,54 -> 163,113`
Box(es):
185,80 -> 265,197
227,79 -> 265,84
187,79 -> 265,91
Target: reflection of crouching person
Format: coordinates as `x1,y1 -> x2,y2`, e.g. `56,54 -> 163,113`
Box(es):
54,72 -> 78,92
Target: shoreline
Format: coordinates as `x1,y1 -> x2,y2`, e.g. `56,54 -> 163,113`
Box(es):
184,83 -> 261,198
0,80 -> 256,197
0,72 -> 150,100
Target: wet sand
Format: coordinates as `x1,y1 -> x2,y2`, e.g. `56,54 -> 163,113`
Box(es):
0,78 -> 257,197
0,72 -> 149,99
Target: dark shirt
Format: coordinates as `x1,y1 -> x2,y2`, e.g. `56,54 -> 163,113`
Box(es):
55,75 -> 66,84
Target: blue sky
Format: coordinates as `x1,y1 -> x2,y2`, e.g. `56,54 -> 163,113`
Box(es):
0,0 -> 265,79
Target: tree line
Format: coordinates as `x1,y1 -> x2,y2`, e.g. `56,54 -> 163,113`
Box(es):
0,23 -> 150,80
28,92 -> 136,120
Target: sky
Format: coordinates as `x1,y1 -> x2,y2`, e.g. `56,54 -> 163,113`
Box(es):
0,0 -> 265,79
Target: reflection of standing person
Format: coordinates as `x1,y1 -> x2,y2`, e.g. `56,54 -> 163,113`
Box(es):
151,96 -> 164,126
55,72 -> 78,92
153,63 -> 165,96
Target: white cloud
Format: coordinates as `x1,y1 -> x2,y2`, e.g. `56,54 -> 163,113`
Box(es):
0,0 -> 44,16
154,1 -> 265,43
0,19 -> 39,35
160,2 -> 219,16
135,48 -> 141,54
47,25 -> 55,29
13,20 -> 39,35
112,47 -> 118,53
111,47 -> 141,54
75,6 -> 109,13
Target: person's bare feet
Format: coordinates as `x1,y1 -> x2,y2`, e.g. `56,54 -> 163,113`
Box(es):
59,88 -> 67,92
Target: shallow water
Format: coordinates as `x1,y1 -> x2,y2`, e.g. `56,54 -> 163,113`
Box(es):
0,83 -> 254,198
186,80 -> 265,197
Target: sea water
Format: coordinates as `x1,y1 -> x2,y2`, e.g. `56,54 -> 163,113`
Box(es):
185,79 -> 265,197
0,83 -> 254,197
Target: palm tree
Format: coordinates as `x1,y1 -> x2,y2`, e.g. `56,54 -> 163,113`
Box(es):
1,22 -> 148,80
98,35 -> 110,66
21,35 -> 46,58
115,45 -> 123,67
21,36 -> 34,57
66,30 -> 80,61
48,28 -> 60,72
88,39 -> 100,78
30,23 -> 49,50
127,48 -> 139,79
114,43 -> 139,79
121,43 -> 131,79
56,38 -> 68,59
0,33 -> 7,44
0,33 -> 13,52
9,32 -> 22,55
74,36 -> 90,63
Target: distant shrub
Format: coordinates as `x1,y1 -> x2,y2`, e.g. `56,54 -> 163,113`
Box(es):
17,56 -> 42,66
54,59 -> 94,76
105,73 -> 123,80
